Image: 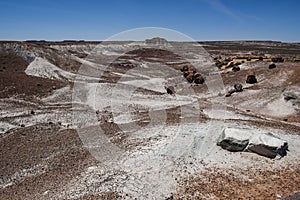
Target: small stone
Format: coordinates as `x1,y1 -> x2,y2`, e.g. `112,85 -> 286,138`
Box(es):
234,84 -> 243,92
269,63 -> 276,69
225,92 -> 232,97
194,73 -> 205,84
225,89 -> 236,97
180,65 -> 189,72
186,72 -> 194,83
246,70 -> 257,84
183,71 -> 189,78
232,65 -> 240,72
165,86 -> 175,95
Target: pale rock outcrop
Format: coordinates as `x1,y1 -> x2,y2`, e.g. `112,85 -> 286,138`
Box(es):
217,127 -> 288,159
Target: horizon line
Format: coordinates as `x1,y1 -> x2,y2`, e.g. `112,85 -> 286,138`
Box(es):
0,39 -> 299,44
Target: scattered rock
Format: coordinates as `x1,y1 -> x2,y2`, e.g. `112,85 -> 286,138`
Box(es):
193,72 -> 201,79
225,92 -> 232,97
269,63 -> 276,69
180,65 -> 189,72
284,95 -> 296,101
193,72 -> 205,84
184,71 -> 205,84
165,86 -> 175,95
186,72 -> 194,83
232,65 -> 240,72
225,89 -> 236,97
183,71 -> 189,78
225,84 -> 243,97
166,194 -> 174,200
272,57 -> 284,63
194,76 -> 205,84
246,70 -> 257,84
217,128 -> 249,151
234,83 -> 243,92
283,86 -> 300,101
217,127 -> 288,158
293,58 -> 300,62
189,66 -> 197,73
230,61 -> 241,67
30,110 -> 35,115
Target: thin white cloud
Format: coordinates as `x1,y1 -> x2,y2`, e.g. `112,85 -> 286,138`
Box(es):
203,0 -> 241,21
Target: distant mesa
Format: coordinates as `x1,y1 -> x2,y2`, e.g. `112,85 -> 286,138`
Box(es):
145,37 -> 169,46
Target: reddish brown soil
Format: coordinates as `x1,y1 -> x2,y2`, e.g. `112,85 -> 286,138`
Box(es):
174,166 -> 300,200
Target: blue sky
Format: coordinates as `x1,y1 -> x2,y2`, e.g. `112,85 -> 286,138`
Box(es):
0,0 -> 299,42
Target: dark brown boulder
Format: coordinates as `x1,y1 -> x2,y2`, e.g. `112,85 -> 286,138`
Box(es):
225,89 -> 236,97
246,75 -> 257,84
186,72 -> 195,83
269,63 -> 276,69
180,65 -> 189,72
225,93 -> 231,97
272,57 -> 284,63
194,76 -> 205,84
183,71 -> 189,78
234,83 -> 243,92
246,70 -> 257,84
165,86 -> 175,95
193,72 -> 202,79
189,66 -> 197,73
232,65 -> 240,72
193,72 -> 205,84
